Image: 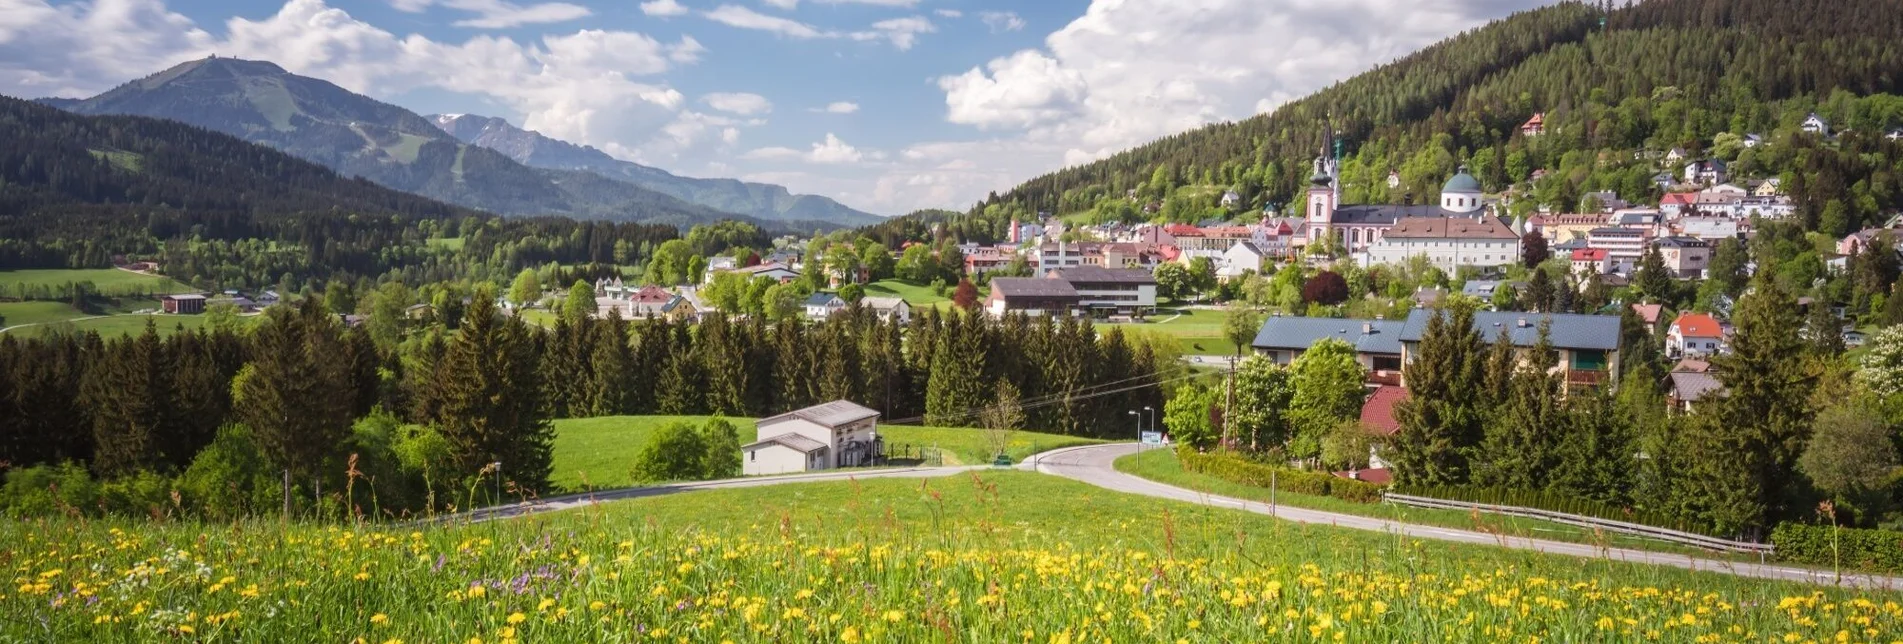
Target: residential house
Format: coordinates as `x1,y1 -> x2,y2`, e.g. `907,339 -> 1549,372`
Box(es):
1674,215 -> 1741,241
1463,280 -> 1515,302
1659,192 -> 1698,217
160,293 -> 206,314
1667,371 -> 1724,413
1220,190 -> 1243,209
716,262 -> 800,284
803,292 -> 848,320
1362,214 -> 1521,272
1046,267 -> 1157,318
1356,385 -> 1407,472
1742,133 -> 1765,148
1632,303 -> 1665,330
1582,190 -> 1627,212
1036,241 -> 1091,272
1570,248 -> 1612,276
1652,237 -> 1710,278
986,278 -> 1080,317
1610,209 -> 1662,231
1399,310 -> 1623,389
1217,241 -> 1269,281
1838,228 -> 1896,256
1683,159 -> 1728,186
1845,328 -> 1869,348
1753,178 -> 1782,196
964,245 -> 1019,275
404,303 -> 433,320
257,290 -> 281,307
1666,312 -> 1726,357
742,400 -> 882,476
1651,172 -> 1678,192
1664,147 -> 1689,163
1520,112 -> 1546,137
862,296 -> 912,325
1530,213 -> 1609,244
1801,112 -> 1830,136
1250,316 -> 1405,384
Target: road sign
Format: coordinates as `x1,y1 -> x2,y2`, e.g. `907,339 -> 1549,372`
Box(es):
1140,431 -> 1163,445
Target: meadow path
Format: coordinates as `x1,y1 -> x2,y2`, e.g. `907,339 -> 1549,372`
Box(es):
1030,443 -> 1903,591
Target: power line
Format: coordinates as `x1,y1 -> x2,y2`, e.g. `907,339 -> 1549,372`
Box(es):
886,368 -> 1219,427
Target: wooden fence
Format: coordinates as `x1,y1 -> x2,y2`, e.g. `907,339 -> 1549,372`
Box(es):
1383,493 -> 1774,555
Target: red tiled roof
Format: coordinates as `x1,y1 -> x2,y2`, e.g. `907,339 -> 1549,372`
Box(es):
1631,303 -> 1663,325
1661,193 -> 1697,206
1164,224 -> 1205,236
1571,248 -> 1609,261
1359,386 -> 1407,436
1671,312 -> 1723,338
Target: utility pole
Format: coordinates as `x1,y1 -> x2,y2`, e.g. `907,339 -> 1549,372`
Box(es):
1223,355 -> 1236,449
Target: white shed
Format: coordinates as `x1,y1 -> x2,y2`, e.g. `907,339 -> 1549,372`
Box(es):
741,400 -> 882,476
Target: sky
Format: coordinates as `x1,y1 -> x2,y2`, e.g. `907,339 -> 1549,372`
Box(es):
0,0 -> 1553,216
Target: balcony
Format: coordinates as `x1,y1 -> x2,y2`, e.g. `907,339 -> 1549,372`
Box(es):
1367,370 -> 1403,387
1565,369 -> 1609,387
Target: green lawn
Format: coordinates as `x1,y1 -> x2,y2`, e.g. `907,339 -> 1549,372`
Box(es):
0,268 -> 189,297
551,415 -> 1104,491
0,301 -> 90,328
864,279 -> 949,305
10,313 -> 255,339
1105,307 -> 1240,355
1113,448 -> 1725,557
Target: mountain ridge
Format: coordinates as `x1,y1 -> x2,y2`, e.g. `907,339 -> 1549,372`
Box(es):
429,113 -> 883,226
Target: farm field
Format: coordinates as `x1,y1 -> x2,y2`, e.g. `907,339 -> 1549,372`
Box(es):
8,313 -> 255,338
550,415 -> 1104,490
5,471 -> 1897,642
1113,448 -> 1722,557
0,268 -> 189,297
0,301 -> 91,328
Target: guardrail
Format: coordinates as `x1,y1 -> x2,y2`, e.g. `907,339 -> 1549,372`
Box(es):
1383,492 -> 1774,555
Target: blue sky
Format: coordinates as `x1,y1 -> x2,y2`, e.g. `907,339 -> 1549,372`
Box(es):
0,0 -> 1551,215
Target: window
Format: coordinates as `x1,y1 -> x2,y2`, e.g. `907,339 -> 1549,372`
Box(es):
1571,349 -> 1609,371
749,452 -> 756,462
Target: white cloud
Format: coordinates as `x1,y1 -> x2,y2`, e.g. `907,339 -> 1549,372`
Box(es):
720,127 -> 740,144
977,10 -> 1024,33
808,133 -> 862,164
639,0 -> 689,17
761,0 -> 798,8
937,49 -> 1087,130
819,0 -> 919,6
813,101 -> 859,114
388,0 -> 591,29
743,146 -> 802,161
704,4 -> 825,38
701,91 -> 772,115
933,8 -> 961,18
849,15 -> 933,51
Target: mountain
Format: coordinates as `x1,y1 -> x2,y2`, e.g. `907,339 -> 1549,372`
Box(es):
896,0 -> 1903,244
430,113 -> 883,226
57,57 -> 771,228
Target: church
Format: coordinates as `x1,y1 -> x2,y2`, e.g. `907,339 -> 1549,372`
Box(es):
1302,134 -> 1520,270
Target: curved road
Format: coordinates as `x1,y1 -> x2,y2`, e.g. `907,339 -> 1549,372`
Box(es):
449,464 -> 982,523
1029,443 -> 1903,591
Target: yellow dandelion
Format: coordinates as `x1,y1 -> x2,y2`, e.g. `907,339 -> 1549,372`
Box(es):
883,610 -> 905,623
841,626 -> 863,643
507,612 -> 527,625
370,613 -> 389,625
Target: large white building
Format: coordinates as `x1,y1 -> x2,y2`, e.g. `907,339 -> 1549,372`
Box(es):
1360,169 -> 1520,270
741,401 -> 881,476
1045,267 -> 1157,317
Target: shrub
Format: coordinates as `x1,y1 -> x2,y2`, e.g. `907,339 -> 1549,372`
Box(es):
631,422 -> 709,483
0,463 -> 100,517
1176,447 -> 1383,503
1772,523 -> 1903,574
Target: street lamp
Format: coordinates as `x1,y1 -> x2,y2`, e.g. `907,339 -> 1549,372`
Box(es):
1128,410 -> 1145,468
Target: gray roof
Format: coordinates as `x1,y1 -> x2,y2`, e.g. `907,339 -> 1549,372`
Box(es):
1400,309 -> 1621,351
990,277 -> 1078,298
861,296 -> 907,312
1251,316 -> 1405,355
1049,267 -> 1156,285
1669,372 -> 1725,403
1443,168 -> 1481,194
758,400 -> 881,429
742,432 -> 830,453
805,292 -> 845,307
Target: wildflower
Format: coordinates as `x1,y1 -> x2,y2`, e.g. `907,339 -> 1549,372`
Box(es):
883,609 -> 905,623
841,626 -> 862,643
371,613 -> 389,625
507,612 -> 527,625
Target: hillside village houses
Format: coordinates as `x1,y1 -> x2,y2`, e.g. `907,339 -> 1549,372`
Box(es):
1667,312 -> 1728,357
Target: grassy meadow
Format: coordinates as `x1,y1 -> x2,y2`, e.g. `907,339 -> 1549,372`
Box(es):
550,415 -> 1105,490
0,268 -> 189,297
1106,307 -> 1241,356
5,471 -> 1898,642
4,313 -> 256,338
0,301 -> 92,328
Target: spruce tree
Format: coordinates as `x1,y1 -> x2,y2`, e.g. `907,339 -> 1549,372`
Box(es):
699,417 -> 742,479
1634,245 -> 1674,304
1802,295 -> 1845,356
238,300 -> 353,481
432,291 -> 554,490
1388,302 -> 1488,485
1473,323 -> 1561,489
588,309 -> 635,416
925,312 -> 988,428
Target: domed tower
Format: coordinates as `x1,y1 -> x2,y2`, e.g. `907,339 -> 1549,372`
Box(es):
1440,165 -> 1483,215
1305,154 -> 1337,242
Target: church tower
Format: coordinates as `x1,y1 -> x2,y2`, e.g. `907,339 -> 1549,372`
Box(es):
1306,154 -> 1336,242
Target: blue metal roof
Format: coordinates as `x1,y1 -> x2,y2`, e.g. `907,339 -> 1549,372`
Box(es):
1251,316 -> 1405,355
1399,309 -> 1621,351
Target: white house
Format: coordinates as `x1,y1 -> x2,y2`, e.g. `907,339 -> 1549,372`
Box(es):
709,262 -> 800,285
1667,313 -> 1726,357
741,400 -> 882,476
1045,267 -> 1157,317
861,296 -> 912,324
1363,214 -> 1521,272
804,292 -> 847,320
1802,112 -> 1830,136
1217,240 -> 1269,281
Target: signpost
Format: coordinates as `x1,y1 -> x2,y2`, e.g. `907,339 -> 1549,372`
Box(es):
1140,431 -> 1163,445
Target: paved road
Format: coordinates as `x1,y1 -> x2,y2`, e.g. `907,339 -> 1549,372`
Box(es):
1029,443 -> 1903,591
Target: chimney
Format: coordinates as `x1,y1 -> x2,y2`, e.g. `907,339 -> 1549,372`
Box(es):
1362,322 -> 1373,334
1517,318 -> 1530,328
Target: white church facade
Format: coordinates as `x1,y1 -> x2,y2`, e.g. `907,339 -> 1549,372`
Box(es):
1301,131 -> 1520,270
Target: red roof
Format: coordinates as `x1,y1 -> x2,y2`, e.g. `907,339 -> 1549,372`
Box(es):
1661,192 -> 1697,206
1359,386 -> 1407,436
1163,224 -> 1205,236
1631,303 -> 1663,325
1571,248 -> 1609,261
1671,312 -> 1723,338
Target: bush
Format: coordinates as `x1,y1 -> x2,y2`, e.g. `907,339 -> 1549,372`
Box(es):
631,422 -> 709,483
1176,447 -> 1383,503
1391,484 -> 1714,536
1772,523 -> 1903,574
0,463 -> 100,517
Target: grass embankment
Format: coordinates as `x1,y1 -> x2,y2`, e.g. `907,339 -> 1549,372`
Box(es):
551,415 -> 1103,490
4,472 -> 1895,642
1114,448 -> 1728,557
0,301 -> 90,327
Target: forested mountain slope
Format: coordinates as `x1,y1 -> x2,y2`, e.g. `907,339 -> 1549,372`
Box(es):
892,0 -> 1903,243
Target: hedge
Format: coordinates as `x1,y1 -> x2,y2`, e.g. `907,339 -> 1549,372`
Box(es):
1772,523 -> 1903,574
1176,447 -> 1384,503
1390,484 -> 1716,537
